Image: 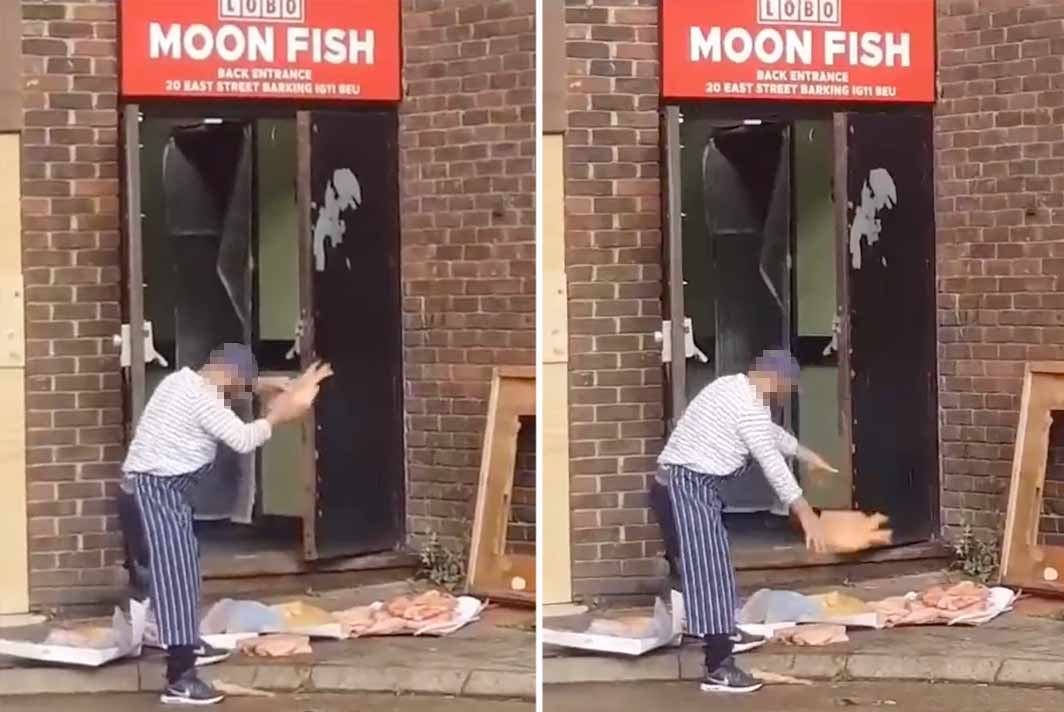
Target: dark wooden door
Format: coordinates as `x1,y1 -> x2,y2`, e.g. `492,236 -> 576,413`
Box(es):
843,111 -> 939,543
297,110 -> 404,560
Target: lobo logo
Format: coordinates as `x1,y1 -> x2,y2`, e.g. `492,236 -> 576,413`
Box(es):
757,0 -> 841,27
219,0 -> 306,23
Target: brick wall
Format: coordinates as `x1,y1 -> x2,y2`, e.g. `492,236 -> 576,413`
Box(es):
936,0 -> 1064,541
17,0 -> 537,605
564,1 -> 665,600
20,0 -> 125,606
1042,414 -> 1064,546
399,0 -> 536,549
508,415 -> 536,555
557,0 -> 1064,597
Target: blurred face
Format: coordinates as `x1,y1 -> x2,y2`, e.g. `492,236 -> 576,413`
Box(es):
204,364 -> 251,398
224,379 -> 252,398
750,370 -> 797,402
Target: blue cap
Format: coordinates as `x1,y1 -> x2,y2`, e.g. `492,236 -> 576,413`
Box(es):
211,343 -> 258,382
753,348 -> 800,382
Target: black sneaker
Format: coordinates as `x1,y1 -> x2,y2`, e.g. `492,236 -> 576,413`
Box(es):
193,640 -> 231,667
729,628 -> 768,654
161,672 -> 225,706
700,658 -> 763,694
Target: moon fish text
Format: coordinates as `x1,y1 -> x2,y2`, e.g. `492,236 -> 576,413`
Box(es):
149,23 -> 376,65
690,26 -> 911,68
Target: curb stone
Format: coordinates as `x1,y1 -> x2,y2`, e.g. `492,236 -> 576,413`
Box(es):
309,665 -> 468,696
0,665 -> 140,696
544,650 -> 1064,690
0,660 -> 535,700
463,670 -> 537,698
201,663 -> 313,692
545,654 -> 679,685
842,654 -> 1000,684
996,659 -> 1064,686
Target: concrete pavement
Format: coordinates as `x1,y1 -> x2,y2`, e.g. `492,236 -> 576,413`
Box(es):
544,572 -> 1064,691
0,583 -> 535,701
544,681 -> 1064,712
5,692 -> 532,712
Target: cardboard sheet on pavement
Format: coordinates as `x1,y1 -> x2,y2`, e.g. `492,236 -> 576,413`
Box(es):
0,600 -> 147,667
542,594 -> 683,656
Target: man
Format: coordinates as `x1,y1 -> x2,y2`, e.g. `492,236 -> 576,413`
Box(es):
122,344 -> 332,705
654,349 -> 836,694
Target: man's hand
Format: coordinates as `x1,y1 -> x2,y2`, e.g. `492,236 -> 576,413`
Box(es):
802,514 -> 828,553
265,361 -> 334,426
807,452 -> 839,474
798,446 -> 839,474
790,497 -> 827,554
254,376 -> 292,398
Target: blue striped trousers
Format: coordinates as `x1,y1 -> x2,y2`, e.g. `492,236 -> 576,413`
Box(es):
131,469 -> 208,648
664,464 -> 739,637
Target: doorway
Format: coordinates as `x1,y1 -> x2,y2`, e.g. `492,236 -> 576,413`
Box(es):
138,116 -> 301,570
127,107 -> 406,575
680,116 -> 848,553
669,107 -> 939,560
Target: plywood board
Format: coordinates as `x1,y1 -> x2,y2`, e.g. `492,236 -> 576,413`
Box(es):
1000,362 -> 1064,594
0,369 -> 28,613
0,133 -> 27,614
0,135 -> 21,265
467,368 -> 536,605
543,270 -> 568,364
543,362 -> 572,605
541,134 -> 572,604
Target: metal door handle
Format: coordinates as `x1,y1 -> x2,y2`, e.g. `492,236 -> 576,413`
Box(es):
113,322 -> 168,367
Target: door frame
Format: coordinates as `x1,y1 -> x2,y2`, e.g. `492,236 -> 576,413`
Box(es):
119,100 -> 407,563
121,100 -> 306,423
122,104 -> 147,427
295,111 -> 318,559
121,103 -> 305,528
661,100 -> 940,544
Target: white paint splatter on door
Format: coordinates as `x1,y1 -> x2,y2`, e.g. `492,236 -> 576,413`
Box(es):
313,168 -> 362,272
848,168 -> 898,270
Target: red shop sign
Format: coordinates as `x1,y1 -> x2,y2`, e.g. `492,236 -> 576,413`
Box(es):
120,0 -> 401,102
661,0 -> 936,103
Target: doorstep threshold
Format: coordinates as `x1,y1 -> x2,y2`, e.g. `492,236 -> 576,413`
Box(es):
202,549 -> 419,579
733,539 -> 951,570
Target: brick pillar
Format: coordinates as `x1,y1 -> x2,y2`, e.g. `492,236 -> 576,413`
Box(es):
564,1 -> 666,599
20,0 -> 125,606
399,0 -> 536,548
936,0 -> 1064,539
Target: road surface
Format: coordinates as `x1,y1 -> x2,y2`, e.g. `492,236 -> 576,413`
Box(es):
544,681 -> 1064,711
3,692 -> 531,712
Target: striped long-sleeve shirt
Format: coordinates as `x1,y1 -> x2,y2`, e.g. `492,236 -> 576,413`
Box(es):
122,368 -> 272,477
658,373 -> 804,507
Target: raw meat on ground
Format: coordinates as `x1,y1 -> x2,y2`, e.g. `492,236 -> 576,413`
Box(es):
339,590 -> 462,638
238,634 -> 312,657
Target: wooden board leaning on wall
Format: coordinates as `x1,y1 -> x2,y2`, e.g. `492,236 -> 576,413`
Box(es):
466,367 -> 536,607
